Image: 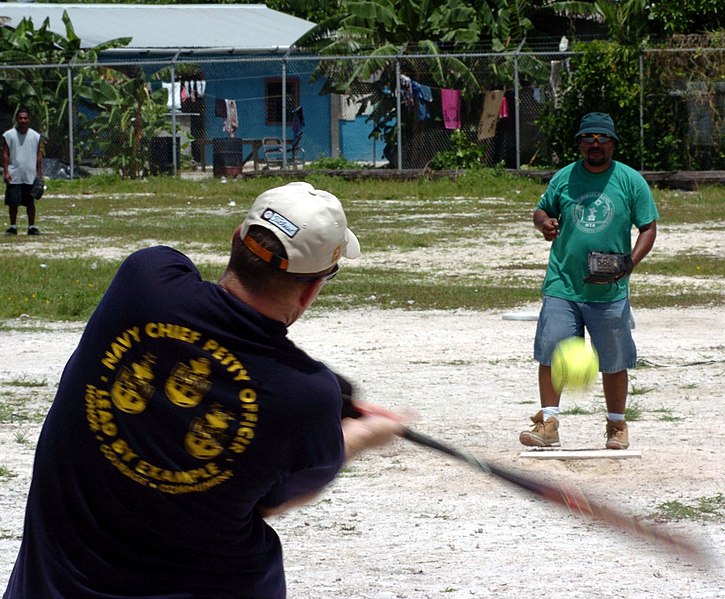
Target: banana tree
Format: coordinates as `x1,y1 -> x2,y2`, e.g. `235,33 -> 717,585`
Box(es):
77,67 -> 171,179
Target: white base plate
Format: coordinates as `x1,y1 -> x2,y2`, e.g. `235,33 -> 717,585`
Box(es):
502,311 -> 539,321
520,449 -> 642,460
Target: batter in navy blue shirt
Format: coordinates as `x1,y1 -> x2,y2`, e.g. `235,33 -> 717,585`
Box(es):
5,183 -> 404,598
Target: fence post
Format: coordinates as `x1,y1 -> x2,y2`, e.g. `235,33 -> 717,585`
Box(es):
282,55 -> 289,170
170,51 -> 181,175
395,49 -> 403,171
514,40 -> 524,172
639,51 -> 645,171
67,62 -> 75,180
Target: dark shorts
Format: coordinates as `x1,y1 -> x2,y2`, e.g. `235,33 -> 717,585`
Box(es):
5,184 -> 34,208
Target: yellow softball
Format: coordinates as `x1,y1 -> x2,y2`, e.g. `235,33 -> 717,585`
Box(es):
551,337 -> 599,393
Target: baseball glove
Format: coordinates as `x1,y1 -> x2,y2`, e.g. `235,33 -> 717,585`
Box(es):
584,251 -> 633,284
30,177 -> 45,200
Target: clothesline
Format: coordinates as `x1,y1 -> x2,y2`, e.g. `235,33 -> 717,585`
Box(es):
397,73 -> 512,131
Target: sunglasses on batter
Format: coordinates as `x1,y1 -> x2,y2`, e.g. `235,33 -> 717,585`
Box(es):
578,133 -> 613,144
295,263 -> 340,283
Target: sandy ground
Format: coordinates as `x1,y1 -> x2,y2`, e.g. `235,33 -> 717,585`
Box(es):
1,185 -> 724,596
0,304 -> 723,598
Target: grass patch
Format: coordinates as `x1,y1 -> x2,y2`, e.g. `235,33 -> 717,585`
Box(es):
560,404 -> 595,416
4,375 -> 48,388
650,406 -> 682,422
1,173 -> 722,320
648,493 -> 725,523
643,251 -> 724,278
1,375 -> 51,424
629,384 -> 654,397
624,400 -> 645,421
0,465 -> 16,478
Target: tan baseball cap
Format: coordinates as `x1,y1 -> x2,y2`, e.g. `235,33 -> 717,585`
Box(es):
240,182 -> 361,274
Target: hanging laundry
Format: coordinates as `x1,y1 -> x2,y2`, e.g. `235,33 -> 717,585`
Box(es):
161,82 -> 181,110
292,105 -> 305,128
412,81 -> 433,121
214,98 -> 227,118
399,75 -> 414,110
478,90 -> 504,140
291,106 -> 304,146
499,95 -> 509,119
340,95 -> 358,121
441,88 -> 461,130
224,100 -> 238,136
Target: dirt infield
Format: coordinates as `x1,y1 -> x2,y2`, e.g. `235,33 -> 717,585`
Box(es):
0,305 -> 723,597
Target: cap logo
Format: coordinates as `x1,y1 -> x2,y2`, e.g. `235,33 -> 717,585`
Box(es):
262,208 -> 299,239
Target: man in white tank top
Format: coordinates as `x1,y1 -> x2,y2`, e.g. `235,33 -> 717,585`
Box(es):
3,107 -> 43,235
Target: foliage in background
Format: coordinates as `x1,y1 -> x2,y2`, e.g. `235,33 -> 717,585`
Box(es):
648,0 -> 723,35
428,129 -> 489,169
641,35 -> 725,170
77,67 -> 172,179
537,40 -> 643,168
533,1 -> 724,170
265,0 -> 343,24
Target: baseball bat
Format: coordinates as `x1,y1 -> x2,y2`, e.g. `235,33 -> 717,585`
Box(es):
334,372 -> 710,565
402,427 -> 711,565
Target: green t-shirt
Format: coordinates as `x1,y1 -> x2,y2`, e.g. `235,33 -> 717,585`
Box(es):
537,160 -> 659,302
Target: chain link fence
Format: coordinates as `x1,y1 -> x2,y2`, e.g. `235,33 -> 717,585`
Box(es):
0,47 -> 722,179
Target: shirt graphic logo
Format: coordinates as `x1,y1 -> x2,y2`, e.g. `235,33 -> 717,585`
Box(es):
572,192 -> 614,234
86,322 -> 258,494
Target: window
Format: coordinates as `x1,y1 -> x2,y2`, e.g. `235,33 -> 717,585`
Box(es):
265,78 -> 300,125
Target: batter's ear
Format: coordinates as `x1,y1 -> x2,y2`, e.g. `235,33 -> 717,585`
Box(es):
298,278 -> 325,310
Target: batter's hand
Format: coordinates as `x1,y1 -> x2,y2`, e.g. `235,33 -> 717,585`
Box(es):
342,401 -> 407,461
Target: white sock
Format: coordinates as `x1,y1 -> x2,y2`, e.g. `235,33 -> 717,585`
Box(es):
542,406 -> 559,421
608,412 -> 625,421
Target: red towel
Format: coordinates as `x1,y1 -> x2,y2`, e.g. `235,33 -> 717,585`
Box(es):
442,89 -> 461,130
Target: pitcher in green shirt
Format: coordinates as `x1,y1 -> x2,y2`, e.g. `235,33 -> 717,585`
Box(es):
520,112 -> 659,450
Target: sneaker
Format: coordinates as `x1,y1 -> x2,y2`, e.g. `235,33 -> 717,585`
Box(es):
605,419 -> 629,449
519,410 -> 560,447
27,226 -> 40,236
4,226 -> 17,235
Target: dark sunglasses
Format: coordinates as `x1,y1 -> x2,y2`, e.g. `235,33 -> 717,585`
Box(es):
579,134 -> 613,144
295,263 -> 340,283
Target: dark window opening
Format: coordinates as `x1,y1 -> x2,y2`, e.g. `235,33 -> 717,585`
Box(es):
265,78 -> 300,125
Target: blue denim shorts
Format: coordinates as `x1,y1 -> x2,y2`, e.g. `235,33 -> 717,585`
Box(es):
534,296 -> 637,373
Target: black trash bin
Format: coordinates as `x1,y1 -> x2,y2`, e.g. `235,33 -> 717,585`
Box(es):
213,138 -> 244,178
150,136 -> 181,175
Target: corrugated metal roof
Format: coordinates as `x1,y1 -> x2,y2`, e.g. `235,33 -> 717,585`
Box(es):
0,3 -> 316,54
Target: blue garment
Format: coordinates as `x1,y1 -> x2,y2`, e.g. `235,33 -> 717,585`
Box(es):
4,246 -> 345,599
411,81 -> 433,121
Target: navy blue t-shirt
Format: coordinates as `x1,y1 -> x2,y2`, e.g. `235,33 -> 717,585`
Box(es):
4,246 -> 345,598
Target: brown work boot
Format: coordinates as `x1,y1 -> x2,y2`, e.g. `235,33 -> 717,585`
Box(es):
605,419 -> 629,449
519,410 -> 560,447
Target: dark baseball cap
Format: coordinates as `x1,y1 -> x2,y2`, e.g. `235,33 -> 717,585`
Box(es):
576,112 -> 619,141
